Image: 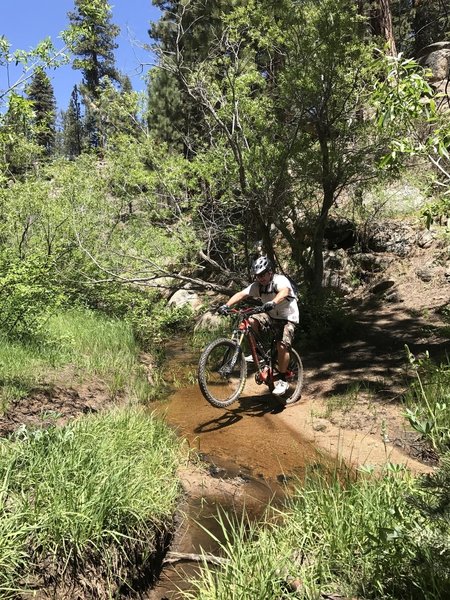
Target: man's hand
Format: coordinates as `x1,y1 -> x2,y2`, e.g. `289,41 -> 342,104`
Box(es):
262,301 -> 276,312
217,304 -> 230,315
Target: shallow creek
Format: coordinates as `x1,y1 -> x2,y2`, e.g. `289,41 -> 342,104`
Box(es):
146,339 -> 325,599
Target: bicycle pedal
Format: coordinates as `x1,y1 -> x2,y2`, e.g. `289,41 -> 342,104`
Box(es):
255,373 -> 263,385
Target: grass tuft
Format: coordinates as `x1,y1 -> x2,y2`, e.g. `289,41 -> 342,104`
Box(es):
186,466 -> 450,600
0,406 -> 184,596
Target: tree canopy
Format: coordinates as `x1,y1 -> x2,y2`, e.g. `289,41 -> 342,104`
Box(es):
0,0 -> 448,322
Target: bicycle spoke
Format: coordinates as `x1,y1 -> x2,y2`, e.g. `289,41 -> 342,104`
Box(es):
198,339 -> 247,408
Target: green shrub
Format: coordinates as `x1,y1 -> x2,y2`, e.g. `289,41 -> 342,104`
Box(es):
128,298 -> 193,349
67,279 -> 193,350
404,348 -> 450,454
298,290 -> 354,348
0,251 -> 64,340
421,195 -> 450,229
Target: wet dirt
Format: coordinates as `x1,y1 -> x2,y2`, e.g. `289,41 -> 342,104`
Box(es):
153,340 -> 326,481
145,466 -> 286,600
146,341 -> 322,600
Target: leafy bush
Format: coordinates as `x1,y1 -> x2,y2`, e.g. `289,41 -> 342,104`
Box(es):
406,452 -> 450,596
0,251 -> 64,340
404,348 -> 450,454
129,298 -> 193,348
298,290 -> 354,348
421,195 -> 450,229
68,280 -> 193,350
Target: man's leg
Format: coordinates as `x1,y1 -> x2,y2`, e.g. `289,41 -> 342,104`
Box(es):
272,322 -> 295,396
276,341 -> 290,375
245,314 -> 270,362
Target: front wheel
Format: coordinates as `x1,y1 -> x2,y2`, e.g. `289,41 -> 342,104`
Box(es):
198,338 -> 247,408
279,348 -> 304,405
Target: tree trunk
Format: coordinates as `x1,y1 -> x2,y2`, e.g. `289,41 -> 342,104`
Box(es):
371,0 -> 397,56
380,0 -> 397,56
311,123 -> 336,294
311,201 -> 332,294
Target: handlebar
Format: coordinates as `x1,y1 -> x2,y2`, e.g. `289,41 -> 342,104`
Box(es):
219,306 -> 266,317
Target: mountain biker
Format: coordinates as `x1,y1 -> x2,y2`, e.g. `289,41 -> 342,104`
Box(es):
218,256 -> 299,397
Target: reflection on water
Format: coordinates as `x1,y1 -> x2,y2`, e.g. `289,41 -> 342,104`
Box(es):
146,464 -> 290,600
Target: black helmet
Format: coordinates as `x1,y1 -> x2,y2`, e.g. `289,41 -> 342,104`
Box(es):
252,255 -> 272,275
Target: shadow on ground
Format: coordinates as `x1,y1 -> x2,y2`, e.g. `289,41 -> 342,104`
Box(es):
304,297 -> 449,401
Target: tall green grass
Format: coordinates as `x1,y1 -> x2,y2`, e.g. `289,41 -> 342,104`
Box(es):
186,466 -> 449,600
0,308 -> 154,411
48,308 -> 152,399
0,406 -> 185,597
0,336 -> 46,411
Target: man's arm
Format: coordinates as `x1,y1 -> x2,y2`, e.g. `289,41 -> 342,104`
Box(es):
272,286 -> 290,306
225,290 -> 250,308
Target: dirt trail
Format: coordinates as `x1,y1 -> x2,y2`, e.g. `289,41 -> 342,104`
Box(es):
275,297 -> 448,476
160,240 -> 448,480
158,300 -> 442,485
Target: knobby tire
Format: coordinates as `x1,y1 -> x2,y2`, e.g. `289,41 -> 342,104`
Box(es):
282,348 -> 304,405
198,338 -> 247,408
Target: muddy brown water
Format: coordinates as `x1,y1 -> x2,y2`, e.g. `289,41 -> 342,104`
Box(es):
155,340 -> 321,480
146,340 -> 327,599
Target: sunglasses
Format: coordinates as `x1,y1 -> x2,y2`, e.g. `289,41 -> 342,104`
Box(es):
256,270 -> 269,279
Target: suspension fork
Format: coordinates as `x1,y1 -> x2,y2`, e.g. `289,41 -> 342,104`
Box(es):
226,328 -> 245,371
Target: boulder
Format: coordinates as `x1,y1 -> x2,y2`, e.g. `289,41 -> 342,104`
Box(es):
417,229 -> 434,249
168,288 -> 202,310
416,267 -> 433,283
352,252 -> 392,273
370,279 -> 396,295
417,41 -> 450,82
365,221 -> 416,256
323,249 -> 356,295
194,310 -> 223,330
324,217 -> 356,249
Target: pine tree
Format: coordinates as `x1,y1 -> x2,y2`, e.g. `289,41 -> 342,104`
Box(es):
147,0 -> 224,156
361,1 -> 450,57
66,0 -> 120,148
390,1 -> 415,56
413,0 -> 450,53
26,67 -> 57,155
62,85 -> 84,158
359,1 -> 398,55
68,0 -> 120,99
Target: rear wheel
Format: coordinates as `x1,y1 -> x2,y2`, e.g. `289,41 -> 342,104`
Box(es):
276,348 -> 303,405
198,338 -> 247,408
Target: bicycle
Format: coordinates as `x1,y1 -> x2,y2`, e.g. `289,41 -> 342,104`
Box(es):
197,306 -> 303,409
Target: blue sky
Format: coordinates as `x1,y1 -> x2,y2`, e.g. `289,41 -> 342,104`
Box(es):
1,0 -> 161,109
